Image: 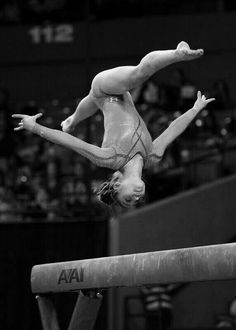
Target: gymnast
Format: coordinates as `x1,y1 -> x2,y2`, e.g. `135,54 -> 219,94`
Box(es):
12,41 -> 215,208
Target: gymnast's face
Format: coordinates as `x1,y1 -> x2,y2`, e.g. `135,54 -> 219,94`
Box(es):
113,174 -> 145,208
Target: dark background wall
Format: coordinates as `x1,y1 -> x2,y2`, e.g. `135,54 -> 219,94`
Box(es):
0,12 -> 236,103
0,221 -> 107,330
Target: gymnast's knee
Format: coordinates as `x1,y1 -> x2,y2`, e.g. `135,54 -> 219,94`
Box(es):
131,65 -> 150,87
90,75 -> 105,98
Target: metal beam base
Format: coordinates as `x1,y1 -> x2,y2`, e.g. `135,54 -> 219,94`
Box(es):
36,291 -> 102,330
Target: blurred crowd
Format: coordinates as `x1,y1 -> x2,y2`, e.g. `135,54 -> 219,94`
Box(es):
0,89 -> 109,223
0,0 -> 236,25
0,68 -> 236,222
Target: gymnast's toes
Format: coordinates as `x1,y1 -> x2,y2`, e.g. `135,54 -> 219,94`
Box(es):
176,41 -> 204,60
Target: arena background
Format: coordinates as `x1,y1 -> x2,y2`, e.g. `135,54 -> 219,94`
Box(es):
0,1 -> 236,329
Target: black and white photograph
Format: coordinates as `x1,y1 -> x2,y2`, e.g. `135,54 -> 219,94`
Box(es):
0,0 -> 236,329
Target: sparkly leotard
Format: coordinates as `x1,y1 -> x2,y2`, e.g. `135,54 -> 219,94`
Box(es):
89,90 -> 160,170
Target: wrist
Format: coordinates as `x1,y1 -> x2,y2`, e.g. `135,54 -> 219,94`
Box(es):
32,123 -> 45,137
29,121 -> 37,133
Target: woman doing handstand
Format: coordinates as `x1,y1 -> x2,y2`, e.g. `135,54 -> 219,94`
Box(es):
12,41 -> 215,208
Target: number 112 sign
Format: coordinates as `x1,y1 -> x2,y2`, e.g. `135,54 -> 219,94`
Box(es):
29,24 -> 74,44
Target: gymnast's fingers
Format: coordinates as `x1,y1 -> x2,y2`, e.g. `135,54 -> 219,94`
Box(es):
206,98 -> 215,103
34,113 -> 43,119
14,126 -> 24,131
12,114 -> 27,119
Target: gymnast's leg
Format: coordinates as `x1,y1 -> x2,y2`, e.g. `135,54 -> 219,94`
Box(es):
61,94 -> 99,133
91,41 -> 203,96
62,42 -> 203,132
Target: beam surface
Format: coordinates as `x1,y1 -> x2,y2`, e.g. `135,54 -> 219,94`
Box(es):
31,243 -> 236,294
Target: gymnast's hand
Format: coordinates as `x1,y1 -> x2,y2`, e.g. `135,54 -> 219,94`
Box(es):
12,113 -> 43,131
193,91 -> 215,112
60,115 -> 75,133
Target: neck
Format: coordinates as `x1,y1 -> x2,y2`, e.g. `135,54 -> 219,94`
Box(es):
122,154 -> 143,178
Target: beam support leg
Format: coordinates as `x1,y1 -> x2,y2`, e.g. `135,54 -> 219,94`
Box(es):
68,291 -> 103,330
36,295 -> 60,330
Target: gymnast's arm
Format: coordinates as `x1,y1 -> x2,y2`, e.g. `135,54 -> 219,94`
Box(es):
12,113 -> 115,168
151,91 -> 215,158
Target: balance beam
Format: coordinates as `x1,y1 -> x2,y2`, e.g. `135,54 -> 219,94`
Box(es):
31,243 -> 236,294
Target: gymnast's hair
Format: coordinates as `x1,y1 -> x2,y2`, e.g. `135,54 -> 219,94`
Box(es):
95,176 -> 120,206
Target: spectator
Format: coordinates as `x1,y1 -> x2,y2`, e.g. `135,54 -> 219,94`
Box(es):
216,297 -> 236,328
179,78 -> 197,111
0,88 -> 14,172
134,80 -> 169,135
210,79 -> 233,110
167,68 -> 186,109
140,284 -> 183,330
21,0 -> 66,23
0,0 -> 20,24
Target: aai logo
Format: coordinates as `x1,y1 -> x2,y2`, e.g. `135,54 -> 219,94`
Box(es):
58,268 -> 84,284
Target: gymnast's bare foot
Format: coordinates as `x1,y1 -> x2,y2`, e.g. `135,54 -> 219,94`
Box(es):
176,41 -> 204,60
61,115 -> 76,133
